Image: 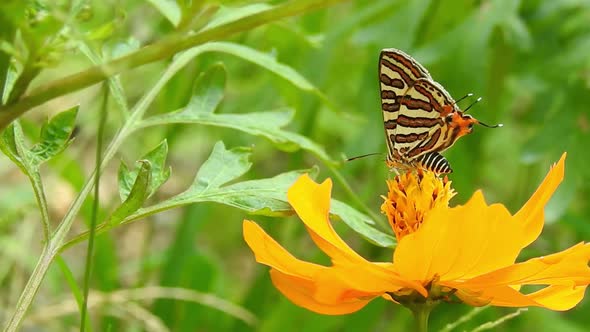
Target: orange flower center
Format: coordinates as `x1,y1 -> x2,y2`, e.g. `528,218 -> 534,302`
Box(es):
380,170 -> 455,241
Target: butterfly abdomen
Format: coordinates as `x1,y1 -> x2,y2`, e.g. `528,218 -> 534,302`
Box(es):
417,152 -> 452,174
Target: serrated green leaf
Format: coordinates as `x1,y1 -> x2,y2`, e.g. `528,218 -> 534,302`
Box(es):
186,63 -> 226,114
0,122 -> 27,173
204,169 -> 314,215
135,168 -> 315,220
118,140 -> 171,201
110,160 -> 151,225
139,62 -> 332,162
29,106 -> 78,166
143,140 -> 171,196
191,141 -> 252,192
124,147 -> 318,221
142,107 -> 333,163
135,45 -> 330,161
331,200 -> 395,248
118,161 -> 133,201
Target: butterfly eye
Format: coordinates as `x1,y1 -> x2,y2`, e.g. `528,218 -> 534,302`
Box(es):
445,114 -> 453,123
468,123 -> 474,130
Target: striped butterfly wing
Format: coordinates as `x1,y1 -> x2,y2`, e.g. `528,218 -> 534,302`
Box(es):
379,49 -> 459,174
397,78 -> 457,160
379,49 -> 432,163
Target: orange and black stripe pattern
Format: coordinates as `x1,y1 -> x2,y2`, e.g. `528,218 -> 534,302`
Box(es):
379,49 -> 479,174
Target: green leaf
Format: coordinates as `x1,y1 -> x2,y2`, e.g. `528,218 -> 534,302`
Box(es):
186,63 -> 226,114
118,140 -> 171,201
201,42 -> 316,92
139,168 -> 313,220
330,200 -> 395,248
138,63 -> 333,163
126,143 -> 317,222
190,141 -> 252,192
111,160 -> 152,225
0,111 -> 71,241
196,169 -> 313,216
62,145 -> 318,251
0,121 -> 27,174
143,107 -> 333,163
29,106 -> 78,166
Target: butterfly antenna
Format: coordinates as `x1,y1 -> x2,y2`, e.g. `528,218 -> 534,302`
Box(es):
346,152 -> 384,162
453,93 -> 473,105
478,121 -> 503,128
463,96 -> 482,113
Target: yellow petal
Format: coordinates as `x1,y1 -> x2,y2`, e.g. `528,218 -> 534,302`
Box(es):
243,220 -> 426,311
459,242 -> 590,288
286,174 -> 361,264
393,191 -> 524,281
245,220 -> 373,312
243,220 -> 322,277
527,285 -> 588,311
441,242 -> 590,310
270,270 -> 372,315
454,284 -> 586,311
515,153 -> 566,248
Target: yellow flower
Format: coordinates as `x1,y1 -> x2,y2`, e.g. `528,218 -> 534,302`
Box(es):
243,153 -> 590,315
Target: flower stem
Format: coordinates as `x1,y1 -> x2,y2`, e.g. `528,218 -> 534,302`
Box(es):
411,305 -> 431,332
405,300 -> 438,332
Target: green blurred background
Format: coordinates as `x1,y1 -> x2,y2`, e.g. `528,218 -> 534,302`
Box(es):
0,0 -> 589,331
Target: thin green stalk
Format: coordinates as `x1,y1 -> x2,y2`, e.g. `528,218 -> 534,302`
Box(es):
0,0 -> 347,129
30,174 -> 51,242
80,85 -> 108,332
408,303 -> 434,332
411,305 -> 430,332
440,306 -> 487,332
470,308 -> 527,332
55,256 -> 93,332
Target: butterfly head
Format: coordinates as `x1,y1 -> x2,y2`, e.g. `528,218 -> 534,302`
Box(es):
444,112 -> 479,138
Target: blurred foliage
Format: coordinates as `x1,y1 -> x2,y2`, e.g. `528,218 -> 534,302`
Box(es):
0,0 -> 589,331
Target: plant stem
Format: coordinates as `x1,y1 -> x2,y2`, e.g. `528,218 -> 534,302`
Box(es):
0,0 -> 346,129
410,304 -> 432,332
30,173 -> 51,242
79,84 -> 108,332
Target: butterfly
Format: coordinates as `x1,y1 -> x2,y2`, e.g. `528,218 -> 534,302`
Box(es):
379,48 -> 501,174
